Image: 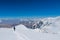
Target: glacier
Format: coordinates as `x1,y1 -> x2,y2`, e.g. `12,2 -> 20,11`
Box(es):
0,16 -> 60,40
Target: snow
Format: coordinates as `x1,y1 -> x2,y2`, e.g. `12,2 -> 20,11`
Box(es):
0,28 -> 17,40
0,16 -> 60,40
0,24 -> 60,40
15,24 -> 28,31
40,17 -> 60,34
15,24 -> 60,40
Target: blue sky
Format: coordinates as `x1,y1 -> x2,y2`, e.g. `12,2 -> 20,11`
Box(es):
0,0 -> 60,18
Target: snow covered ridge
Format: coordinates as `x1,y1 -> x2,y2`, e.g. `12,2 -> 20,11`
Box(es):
0,16 -> 60,33
0,16 -> 60,40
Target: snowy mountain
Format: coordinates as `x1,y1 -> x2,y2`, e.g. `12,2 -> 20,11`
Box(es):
0,16 -> 60,40
38,16 -> 60,34
0,24 -> 60,40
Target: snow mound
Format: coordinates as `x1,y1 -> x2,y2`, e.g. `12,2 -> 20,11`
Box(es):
15,24 -> 28,31
15,24 -> 31,40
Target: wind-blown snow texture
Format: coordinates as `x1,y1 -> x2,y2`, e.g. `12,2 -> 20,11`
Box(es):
0,16 -> 60,40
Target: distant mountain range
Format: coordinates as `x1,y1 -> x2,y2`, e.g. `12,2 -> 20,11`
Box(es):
0,16 -> 60,31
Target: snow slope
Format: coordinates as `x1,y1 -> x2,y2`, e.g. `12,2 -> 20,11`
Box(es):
15,24 -> 60,40
0,28 -> 17,40
0,24 -> 60,40
39,17 -> 60,34
0,16 -> 60,40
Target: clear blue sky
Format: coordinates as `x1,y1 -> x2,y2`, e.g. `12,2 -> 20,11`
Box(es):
0,0 -> 60,18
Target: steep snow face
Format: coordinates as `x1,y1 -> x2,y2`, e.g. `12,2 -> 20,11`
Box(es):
39,17 -> 60,34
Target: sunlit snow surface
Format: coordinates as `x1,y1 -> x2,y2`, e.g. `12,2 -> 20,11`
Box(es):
0,17 -> 60,40
0,24 -> 60,40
